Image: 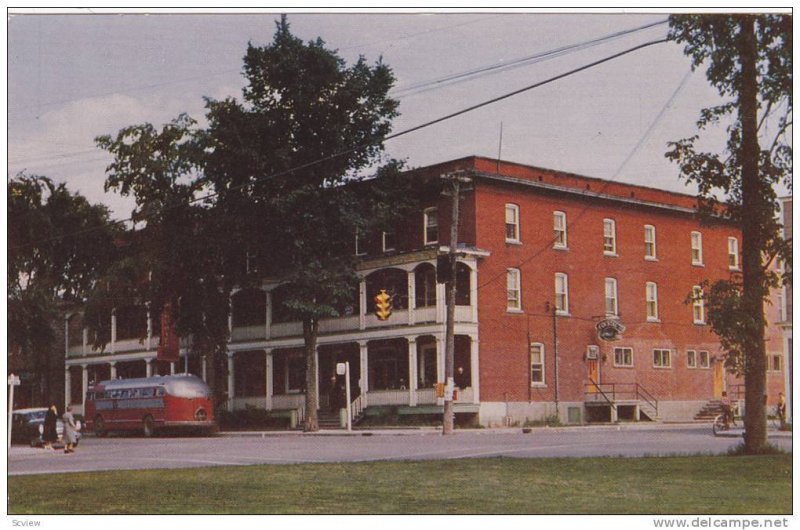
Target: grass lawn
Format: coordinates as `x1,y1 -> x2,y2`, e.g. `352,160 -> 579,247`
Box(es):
8,455 -> 791,515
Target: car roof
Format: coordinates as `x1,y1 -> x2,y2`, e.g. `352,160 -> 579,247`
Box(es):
13,408 -> 48,414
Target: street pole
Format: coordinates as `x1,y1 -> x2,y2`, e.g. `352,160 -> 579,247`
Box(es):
441,171 -> 470,435
345,361 -> 352,432
8,373 -> 20,449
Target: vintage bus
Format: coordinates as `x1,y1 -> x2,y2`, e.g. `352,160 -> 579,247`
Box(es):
85,374 -> 216,437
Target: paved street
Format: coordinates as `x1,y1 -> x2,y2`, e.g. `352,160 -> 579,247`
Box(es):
8,423 -> 791,476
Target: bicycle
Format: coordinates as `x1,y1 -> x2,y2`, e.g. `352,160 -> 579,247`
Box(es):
712,413 -> 731,436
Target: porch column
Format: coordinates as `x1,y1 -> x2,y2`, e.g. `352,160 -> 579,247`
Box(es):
228,291 -> 235,336
170,362 -> 176,375
81,364 -> 89,412
227,353 -> 235,411
314,347 -> 320,408
359,340 -> 369,406
407,337 -> 418,407
407,270 -> 416,326
202,355 -> 208,383
436,336 -> 444,405
359,278 -> 367,330
470,334 -> 480,403
265,290 -> 273,340
435,283 -> 446,323
265,349 -> 274,411
145,359 -> 153,378
109,361 -> 117,380
64,316 -> 69,356
110,312 -> 117,354
64,367 -> 71,408
146,305 -> 153,350
470,264 -> 479,322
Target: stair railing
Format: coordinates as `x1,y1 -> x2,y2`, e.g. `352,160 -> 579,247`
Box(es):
635,383 -> 659,417
350,393 -> 365,424
586,378 -> 617,412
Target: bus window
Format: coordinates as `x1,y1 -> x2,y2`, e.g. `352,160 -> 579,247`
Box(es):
142,388 -> 154,398
155,387 -> 165,397
131,389 -> 140,398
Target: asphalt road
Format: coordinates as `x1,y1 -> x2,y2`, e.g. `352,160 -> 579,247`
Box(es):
8,424 -> 792,476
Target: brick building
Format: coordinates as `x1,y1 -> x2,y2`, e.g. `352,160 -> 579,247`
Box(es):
62,157 -> 788,426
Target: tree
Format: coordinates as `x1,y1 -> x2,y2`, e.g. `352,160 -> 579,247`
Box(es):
8,174 -> 118,405
666,14 -> 791,453
202,16 -> 417,431
95,114 -> 234,403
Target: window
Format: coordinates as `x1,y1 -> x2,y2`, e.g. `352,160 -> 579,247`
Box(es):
728,237 -> 739,269
605,278 -> 618,316
555,273 -> 569,315
414,263 -> 437,308
691,231 -> 703,265
505,204 -> 520,243
770,354 -> 783,372
692,286 -> 705,324
507,268 -> 521,311
382,231 -> 396,253
603,219 -> 617,255
687,350 -> 697,368
614,347 -> 633,367
653,349 -> 672,368
530,343 -> 545,385
286,354 -> 305,393
699,350 -> 710,368
644,225 -> 657,259
553,211 -> 567,249
645,282 -> 659,321
355,230 -> 366,256
424,208 -> 438,246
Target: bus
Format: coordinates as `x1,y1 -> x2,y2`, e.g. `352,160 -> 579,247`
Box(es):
85,374 -> 216,437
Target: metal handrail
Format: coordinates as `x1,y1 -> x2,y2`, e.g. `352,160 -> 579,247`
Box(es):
586,379 -> 617,410
635,383 -> 659,413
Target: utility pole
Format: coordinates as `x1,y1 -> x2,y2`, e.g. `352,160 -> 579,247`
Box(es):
441,170 -> 470,435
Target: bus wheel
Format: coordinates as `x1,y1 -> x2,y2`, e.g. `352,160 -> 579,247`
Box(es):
94,416 -> 108,437
142,415 -> 155,438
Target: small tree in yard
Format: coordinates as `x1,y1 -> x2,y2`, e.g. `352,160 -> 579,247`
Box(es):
667,14 -> 791,453
203,16 -> 418,431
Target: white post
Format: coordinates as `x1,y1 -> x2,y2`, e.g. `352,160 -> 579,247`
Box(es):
202,356 -> 208,383
407,270 -> 416,326
170,362 -> 176,375
436,336 -> 445,405
470,264 -> 478,322
265,290 -> 273,340
110,312 -> 117,354
146,305 -> 153,350
109,362 -> 117,380
64,316 -> 70,357
64,368 -> 72,410
8,374 -> 20,449
81,365 -> 89,414
145,359 -> 152,378
408,337 -> 418,407
345,362 -> 352,432
359,341 -> 369,407
435,283 -> 446,323
359,279 -> 367,330
227,353 -> 235,412
265,349 -> 274,411
470,335 -> 480,403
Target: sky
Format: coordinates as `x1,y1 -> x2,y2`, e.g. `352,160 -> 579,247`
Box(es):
6,8 -> 785,220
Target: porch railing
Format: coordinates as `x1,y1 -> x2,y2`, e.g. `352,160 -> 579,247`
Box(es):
584,381 -> 659,417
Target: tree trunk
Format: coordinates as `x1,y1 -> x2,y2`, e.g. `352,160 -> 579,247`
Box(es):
303,318 -> 320,432
738,15 -> 768,453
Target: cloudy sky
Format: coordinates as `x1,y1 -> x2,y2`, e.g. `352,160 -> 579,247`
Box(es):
8,9 -> 762,220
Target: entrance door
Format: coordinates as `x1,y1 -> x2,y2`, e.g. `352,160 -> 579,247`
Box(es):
713,362 -> 725,398
588,360 -> 600,392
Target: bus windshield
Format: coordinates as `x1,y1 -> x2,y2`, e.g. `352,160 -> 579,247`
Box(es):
163,376 -> 211,399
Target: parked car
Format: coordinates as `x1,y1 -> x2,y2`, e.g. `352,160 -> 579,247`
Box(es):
11,408 -> 74,447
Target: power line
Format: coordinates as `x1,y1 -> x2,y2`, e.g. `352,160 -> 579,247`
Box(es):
9,38 -> 668,252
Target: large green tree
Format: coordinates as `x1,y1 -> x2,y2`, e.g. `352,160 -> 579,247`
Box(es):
203,16 -> 419,431
666,14 -> 791,453
8,174 -> 118,405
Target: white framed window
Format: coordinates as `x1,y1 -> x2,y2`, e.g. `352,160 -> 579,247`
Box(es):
644,225 -> 657,260
692,285 -> 705,324
687,350 -> 697,368
614,347 -> 633,367
699,350 -> 710,368
505,204 -> 520,243
530,342 -> 545,385
645,282 -> 659,321
507,268 -> 521,311
728,237 -> 740,269
603,219 -> 617,255
382,231 -> 395,253
555,273 -> 569,315
691,231 -> 703,265
424,207 -> 438,246
768,354 -> 782,372
653,349 -> 672,368
604,278 -> 618,316
553,211 -> 568,249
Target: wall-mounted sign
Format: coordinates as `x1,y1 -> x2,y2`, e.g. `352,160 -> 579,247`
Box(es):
596,318 -> 625,342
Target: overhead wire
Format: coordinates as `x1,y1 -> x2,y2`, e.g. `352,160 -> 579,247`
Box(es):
9,37 -> 669,251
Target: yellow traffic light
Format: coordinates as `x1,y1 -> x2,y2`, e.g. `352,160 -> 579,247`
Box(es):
374,289 -> 393,320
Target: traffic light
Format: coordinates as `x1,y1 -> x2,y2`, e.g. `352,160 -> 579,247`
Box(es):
374,289 -> 393,320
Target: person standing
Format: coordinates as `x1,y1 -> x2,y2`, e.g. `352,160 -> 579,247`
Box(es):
42,405 -> 59,450
62,406 -> 78,454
